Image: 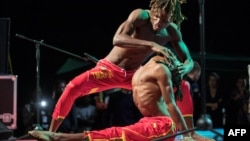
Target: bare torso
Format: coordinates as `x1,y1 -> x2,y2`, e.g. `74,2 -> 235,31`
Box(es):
106,10 -> 171,70
132,57 -> 170,117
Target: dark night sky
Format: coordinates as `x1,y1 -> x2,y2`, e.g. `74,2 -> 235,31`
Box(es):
0,0 -> 250,135
1,0 -> 249,100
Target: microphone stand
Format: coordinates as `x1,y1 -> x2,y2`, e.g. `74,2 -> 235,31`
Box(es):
15,34 -> 45,130
15,35 -> 99,128
14,34 -> 100,139
15,34 -> 87,61
34,40 -> 43,130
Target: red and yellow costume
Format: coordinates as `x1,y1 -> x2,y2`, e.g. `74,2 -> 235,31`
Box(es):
176,80 -> 193,117
52,57 -> 193,141
81,80 -> 193,141
53,58 -> 136,120
83,116 -> 177,141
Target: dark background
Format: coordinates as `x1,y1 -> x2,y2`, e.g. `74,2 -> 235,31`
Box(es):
1,0 -> 249,137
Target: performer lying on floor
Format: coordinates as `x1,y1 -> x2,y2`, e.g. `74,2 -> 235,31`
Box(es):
29,52 -> 213,141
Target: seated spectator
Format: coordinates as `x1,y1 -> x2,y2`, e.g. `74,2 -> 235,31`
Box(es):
205,72 -> 224,128
103,88 -> 143,127
226,75 -> 250,125
75,95 -> 97,131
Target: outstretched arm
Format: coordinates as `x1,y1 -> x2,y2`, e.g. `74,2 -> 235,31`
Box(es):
167,23 -> 194,78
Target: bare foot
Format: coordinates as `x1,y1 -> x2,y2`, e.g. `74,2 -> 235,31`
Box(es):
28,130 -> 53,141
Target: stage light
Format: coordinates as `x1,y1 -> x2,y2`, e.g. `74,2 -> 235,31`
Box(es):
40,100 -> 47,107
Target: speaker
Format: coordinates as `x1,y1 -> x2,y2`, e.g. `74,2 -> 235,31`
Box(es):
0,18 -> 10,75
0,75 -> 17,130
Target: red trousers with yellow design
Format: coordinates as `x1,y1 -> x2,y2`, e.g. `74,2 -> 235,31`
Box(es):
53,58 -> 136,120
175,80 -> 193,117
84,116 -> 177,141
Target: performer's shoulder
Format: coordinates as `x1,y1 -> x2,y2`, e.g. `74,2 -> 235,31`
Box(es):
130,8 -> 150,20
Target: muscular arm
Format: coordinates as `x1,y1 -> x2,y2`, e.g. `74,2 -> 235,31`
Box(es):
113,9 -> 153,48
156,65 -> 190,136
113,8 -> 166,54
167,23 -> 194,76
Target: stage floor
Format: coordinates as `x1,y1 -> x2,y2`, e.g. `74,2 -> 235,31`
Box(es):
13,128 -> 225,141
196,128 -> 224,141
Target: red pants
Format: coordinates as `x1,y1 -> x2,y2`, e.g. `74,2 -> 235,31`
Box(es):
176,80 -> 193,117
84,116 -> 177,141
53,58 -> 136,119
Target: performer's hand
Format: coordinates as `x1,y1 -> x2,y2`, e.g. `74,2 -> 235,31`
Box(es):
151,42 -> 168,55
153,44 -> 183,72
176,63 -> 185,79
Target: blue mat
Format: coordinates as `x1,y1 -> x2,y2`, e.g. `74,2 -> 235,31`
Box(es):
196,128 -> 224,141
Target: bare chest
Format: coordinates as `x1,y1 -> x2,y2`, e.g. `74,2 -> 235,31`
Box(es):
134,24 -> 171,45
132,66 -> 155,84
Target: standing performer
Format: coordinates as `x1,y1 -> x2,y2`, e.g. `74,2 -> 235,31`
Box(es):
50,0 -> 194,132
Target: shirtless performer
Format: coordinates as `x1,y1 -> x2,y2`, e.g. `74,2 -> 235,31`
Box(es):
29,51 -> 215,140
29,51 -> 215,141
49,0 -> 194,133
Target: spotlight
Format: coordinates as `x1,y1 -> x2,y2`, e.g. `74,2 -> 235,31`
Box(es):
40,100 -> 47,107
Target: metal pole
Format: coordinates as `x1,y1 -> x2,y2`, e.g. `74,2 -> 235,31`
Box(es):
35,40 -> 43,130
198,0 -> 207,118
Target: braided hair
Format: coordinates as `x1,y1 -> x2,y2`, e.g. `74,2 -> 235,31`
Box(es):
149,0 -> 187,29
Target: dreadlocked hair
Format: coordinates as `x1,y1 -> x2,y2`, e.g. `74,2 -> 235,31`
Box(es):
149,0 -> 187,29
